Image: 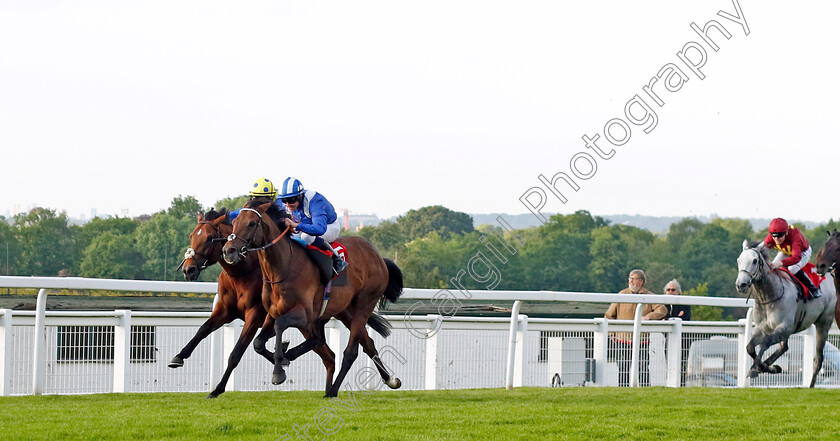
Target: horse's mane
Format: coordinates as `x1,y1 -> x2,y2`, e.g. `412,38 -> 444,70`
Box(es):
204,207 -> 228,221
243,199 -> 290,229
747,240 -> 772,261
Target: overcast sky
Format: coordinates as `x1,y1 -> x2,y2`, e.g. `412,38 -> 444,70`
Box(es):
1,1 -> 837,224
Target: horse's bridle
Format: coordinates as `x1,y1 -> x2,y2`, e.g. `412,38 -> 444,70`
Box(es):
741,248 -> 788,304
226,208 -> 292,257
176,220 -> 228,271
739,248 -> 765,284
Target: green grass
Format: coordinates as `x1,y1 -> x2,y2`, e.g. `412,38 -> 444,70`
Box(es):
1,387 -> 839,440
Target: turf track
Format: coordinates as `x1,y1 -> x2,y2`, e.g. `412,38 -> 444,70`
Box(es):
1,387 -> 839,440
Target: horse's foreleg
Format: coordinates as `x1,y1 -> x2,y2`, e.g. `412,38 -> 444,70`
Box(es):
754,325 -> 793,374
284,323 -> 327,362
253,314 -> 276,364
760,340 -> 789,374
207,309 -> 262,399
169,306 -> 233,368
271,308 -> 307,385
747,333 -> 763,378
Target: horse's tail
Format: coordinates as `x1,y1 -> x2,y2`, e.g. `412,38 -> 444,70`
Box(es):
366,312 -> 393,338
380,258 -> 404,309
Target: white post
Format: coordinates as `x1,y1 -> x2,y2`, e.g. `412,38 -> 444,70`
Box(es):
630,303 -> 643,387
208,294 -> 222,388
666,318 -> 682,387
327,319 -> 346,368
0,309 -> 12,396
113,310 -> 131,393
802,324 -> 817,388
513,314 -> 528,388
505,301 -> 522,390
737,308 -> 754,388
593,317 -> 609,386
424,315 -> 441,391
32,288 -> 47,395
223,320 -> 242,391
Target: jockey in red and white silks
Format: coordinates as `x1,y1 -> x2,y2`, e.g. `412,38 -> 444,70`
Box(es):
761,217 -> 820,297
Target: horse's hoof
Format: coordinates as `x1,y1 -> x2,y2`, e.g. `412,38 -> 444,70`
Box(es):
272,371 -> 287,385
386,377 -> 402,389
206,391 -> 221,399
281,358 -> 290,368
324,390 -> 337,398
168,356 -> 184,368
748,369 -> 759,378
769,365 -> 782,374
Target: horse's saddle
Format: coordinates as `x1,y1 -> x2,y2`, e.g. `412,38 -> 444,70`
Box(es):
778,264 -> 822,302
301,241 -> 348,286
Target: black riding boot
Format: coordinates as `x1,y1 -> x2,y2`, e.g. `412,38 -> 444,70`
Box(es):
794,270 -> 821,299
312,237 -> 348,275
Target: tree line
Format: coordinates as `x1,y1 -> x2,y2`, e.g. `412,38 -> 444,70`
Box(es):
2,197 -> 838,315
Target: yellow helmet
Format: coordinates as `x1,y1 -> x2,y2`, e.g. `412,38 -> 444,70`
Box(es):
248,178 -> 277,198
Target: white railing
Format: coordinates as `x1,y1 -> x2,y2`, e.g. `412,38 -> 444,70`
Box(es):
2,276 -> 835,396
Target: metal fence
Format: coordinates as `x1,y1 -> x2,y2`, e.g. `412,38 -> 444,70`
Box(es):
1,276 -> 835,396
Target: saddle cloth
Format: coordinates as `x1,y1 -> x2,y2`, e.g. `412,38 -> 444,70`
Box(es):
777,263 -> 823,301
805,262 -> 826,288
303,241 -> 348,286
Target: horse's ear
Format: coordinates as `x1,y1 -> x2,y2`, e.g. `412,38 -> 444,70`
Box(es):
742,239 -> 749,250
258,202 -> 273,212
828,230 -> 832,237
197,212 -> 205,222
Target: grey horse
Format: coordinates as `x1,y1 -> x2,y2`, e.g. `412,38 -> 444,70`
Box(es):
735,239 -> 837,387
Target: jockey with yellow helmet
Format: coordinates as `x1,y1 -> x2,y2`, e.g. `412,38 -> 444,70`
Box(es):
278,177 -> 347,275
229,177 -> 283,220
762,217 -> 820,298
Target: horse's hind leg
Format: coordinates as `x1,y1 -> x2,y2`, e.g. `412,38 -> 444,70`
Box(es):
356,329 -> 402,390
810,321 -> 832,388
325,317 -> 367,398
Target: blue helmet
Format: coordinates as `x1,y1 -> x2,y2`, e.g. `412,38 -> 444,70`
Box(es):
279,177 -> 305,199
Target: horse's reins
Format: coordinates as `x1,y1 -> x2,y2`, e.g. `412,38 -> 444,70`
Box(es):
741,249 -> 785,305
227,208 -> 292,254
228,207 -> 331,317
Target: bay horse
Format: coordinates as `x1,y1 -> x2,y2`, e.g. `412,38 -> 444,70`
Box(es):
735,239 -> 837,387
223,200 -> 403,397
171,208 -> 337,398
813,229 -> 840,327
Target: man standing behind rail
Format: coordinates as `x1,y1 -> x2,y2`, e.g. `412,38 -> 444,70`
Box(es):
604,269 -> 667,387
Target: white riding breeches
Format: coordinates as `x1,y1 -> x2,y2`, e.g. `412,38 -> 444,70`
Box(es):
295,219 -> 341,245
773,245 -> 811,273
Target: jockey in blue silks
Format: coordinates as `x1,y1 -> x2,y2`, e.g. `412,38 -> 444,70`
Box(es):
229,177 -> 284,220
278,177 -> 348,275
